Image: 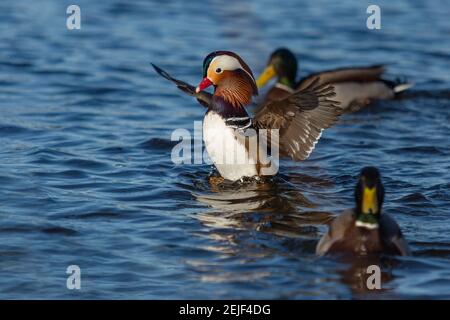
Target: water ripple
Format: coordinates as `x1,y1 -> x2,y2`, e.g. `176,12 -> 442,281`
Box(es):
0,0 -> 449,299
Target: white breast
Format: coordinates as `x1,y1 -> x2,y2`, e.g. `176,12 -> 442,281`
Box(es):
203,111 -> 259,181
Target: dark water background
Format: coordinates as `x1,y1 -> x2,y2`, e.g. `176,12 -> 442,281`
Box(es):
0,0 -> 449,299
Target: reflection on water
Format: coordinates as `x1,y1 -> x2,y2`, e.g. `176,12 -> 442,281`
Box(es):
195,175 -> 331,236
335,256 -> 395,296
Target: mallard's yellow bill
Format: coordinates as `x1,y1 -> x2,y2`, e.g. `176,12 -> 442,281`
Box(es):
256,65 -> 276,88
362,187 -> 378,214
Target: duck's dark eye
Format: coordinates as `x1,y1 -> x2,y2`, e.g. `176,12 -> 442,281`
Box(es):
215,68 -> 222,73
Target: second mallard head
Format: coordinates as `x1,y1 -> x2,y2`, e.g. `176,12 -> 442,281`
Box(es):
256,48 -> 298,89
354,166 -> 385,229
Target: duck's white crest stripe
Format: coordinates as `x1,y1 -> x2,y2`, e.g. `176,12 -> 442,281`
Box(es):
210,55 -> 255,82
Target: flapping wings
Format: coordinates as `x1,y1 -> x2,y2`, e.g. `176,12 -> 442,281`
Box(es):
151,63 -> 212,108
297,65 -> 386,90
254,78 -> 341,161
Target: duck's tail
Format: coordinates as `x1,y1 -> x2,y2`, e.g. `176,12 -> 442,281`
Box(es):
382,78 -> 414,95
393,82 -> 414,93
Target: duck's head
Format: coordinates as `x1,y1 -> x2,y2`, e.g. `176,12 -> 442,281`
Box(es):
256,48 -> 298,89
195,51 -> 258,107
354,167 -> 385,230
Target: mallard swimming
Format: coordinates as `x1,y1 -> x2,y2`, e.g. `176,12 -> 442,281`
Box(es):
152,51 -> 341,182
316,167 -> 411,256
256,48 -> 412,111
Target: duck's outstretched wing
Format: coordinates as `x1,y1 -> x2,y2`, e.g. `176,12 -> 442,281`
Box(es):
151,63 -> 212,108
254,78 -> 341,161
297,65 -> 386,90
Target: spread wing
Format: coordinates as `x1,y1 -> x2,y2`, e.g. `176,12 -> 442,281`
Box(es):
297,65 -> 386,90
151,63 -> 212,108
254,78 -> 341,161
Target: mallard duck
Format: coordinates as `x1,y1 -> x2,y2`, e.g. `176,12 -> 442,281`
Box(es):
256,48 -> 412,111
316,167 -> 411,256
152,51 -> 341,182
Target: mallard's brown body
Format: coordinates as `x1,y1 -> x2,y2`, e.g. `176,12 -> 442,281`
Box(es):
257,49 -> 412,111
316,210 -> 410,256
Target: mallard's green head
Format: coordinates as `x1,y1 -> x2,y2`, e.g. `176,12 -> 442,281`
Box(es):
256,48 -> 298,89
354,167 -> 385,229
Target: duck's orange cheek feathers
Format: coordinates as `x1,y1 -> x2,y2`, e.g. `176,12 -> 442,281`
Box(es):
207,71 -> 227,86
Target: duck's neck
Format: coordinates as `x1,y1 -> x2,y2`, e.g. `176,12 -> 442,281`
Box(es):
278,75 -> 296,89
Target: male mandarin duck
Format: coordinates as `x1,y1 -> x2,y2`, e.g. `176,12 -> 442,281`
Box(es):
316,167 -> 411,257
152,51 -> 341,182
256,48 -> 412,112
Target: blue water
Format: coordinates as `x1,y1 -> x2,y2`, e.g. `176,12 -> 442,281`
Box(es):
1,0 -> 449,299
